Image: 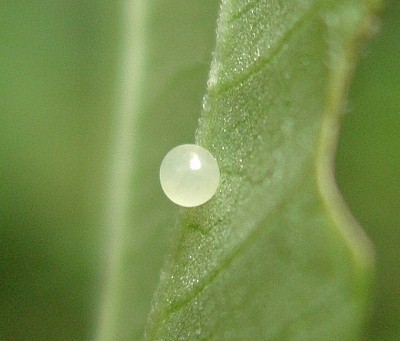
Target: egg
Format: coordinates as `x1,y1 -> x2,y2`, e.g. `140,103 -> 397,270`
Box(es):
160,144 -> 220,207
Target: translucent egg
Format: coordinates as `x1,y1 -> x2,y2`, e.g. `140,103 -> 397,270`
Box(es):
160,144 -> 220,207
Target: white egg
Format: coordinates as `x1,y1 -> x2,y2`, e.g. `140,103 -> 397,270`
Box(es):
160,144 -> 220,207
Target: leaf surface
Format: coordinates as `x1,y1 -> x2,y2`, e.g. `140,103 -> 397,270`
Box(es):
146,0 -> 380,339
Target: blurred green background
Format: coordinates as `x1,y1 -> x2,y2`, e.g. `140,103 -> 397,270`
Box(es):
0,1 -> 398,340
1,2 -> 122,339
336,1 -> 400,339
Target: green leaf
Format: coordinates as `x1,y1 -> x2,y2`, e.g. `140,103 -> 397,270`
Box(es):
145,0 -> 381,339
4,0 -> 398,340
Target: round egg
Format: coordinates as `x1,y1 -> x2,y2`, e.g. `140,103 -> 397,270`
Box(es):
160,144 -> 220,207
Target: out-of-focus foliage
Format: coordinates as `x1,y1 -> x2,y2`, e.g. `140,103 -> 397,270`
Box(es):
0,0 -> 398,340
336,1 -> 400,340
94,1 -> 220,340
0,2 -> 122,340
0,1 -> 220,340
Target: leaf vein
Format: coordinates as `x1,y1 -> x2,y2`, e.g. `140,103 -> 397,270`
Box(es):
211,1 -> 323,95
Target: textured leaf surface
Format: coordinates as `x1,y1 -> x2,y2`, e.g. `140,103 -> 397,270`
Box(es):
145,0 -> 380,339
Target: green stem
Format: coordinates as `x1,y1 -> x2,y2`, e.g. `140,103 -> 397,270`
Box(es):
95,1 -> 148,340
